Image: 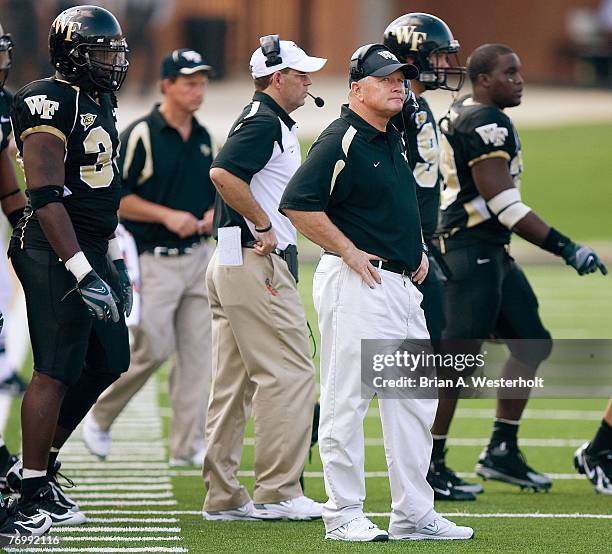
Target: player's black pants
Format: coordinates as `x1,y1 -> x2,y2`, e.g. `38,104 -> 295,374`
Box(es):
441,242 -> 552,367
10,247 -> 130,430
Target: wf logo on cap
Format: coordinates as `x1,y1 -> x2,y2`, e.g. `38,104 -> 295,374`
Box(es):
179,50 -> 202,63
377,50 -> 398,61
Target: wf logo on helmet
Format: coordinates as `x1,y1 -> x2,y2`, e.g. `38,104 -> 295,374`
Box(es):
52,13 -> 82,42
393,26 -> 428,51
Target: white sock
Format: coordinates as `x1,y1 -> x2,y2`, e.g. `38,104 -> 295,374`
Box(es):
22,468 -> 47,480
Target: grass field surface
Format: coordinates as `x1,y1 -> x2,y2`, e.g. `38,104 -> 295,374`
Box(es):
2,124 -> 611,552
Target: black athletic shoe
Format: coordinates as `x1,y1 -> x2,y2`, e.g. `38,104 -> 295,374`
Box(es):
431,453 -> 484,495
18,483 -> 86,526
0,373 -> 28,396
427,469 -> 476,501
574,441 -> 612,495
475,441 -> 552,491
0,495 -> 52,537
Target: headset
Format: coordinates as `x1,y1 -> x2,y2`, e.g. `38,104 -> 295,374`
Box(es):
349,43 -> 388,82
260,34 -> 282,67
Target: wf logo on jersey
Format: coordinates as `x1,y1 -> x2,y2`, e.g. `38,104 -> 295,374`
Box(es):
24,95 -> 59,120
414,111 -> 428,128
80,113 -> 97,131
52,13 -> 82,42
475,123 -> 508,147
393,26 -> 428,51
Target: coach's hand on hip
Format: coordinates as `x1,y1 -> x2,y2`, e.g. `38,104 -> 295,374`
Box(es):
340,244 -> 383,289
253,226 -> 278,256
411,252 -> 429,285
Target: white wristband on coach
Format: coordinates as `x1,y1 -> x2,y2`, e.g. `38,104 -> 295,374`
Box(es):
107,237 -> 123,261
65,251 -> 93,282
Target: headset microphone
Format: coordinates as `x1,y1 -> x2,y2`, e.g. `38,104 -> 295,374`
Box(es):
307,92 -> 325,107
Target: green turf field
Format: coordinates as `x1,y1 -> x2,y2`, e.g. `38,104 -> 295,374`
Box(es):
2,123 -> 611,552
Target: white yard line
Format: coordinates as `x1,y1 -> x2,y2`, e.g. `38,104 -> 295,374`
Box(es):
5,549 -> 188,553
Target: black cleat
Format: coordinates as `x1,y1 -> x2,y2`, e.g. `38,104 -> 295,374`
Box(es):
0,455 -> 19,494
475,441 -> 552,492
17,483 -> 86,527
431,453 -> 484,495
0,494 -> 52,538
574,441 -> 612,495
427,469 -> 476,501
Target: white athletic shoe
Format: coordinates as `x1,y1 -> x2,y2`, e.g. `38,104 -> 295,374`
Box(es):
325,516 -> 389,542
202,501 -> 260,521
82,413 -> 111,459
391,515 -> 474,540
252,495 -> 323,521
169,448 -> 207,468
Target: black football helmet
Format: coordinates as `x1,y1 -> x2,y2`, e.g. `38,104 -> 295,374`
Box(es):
384,12 -> 465,91
49,5 -> 128,92
0,21 -> 13,88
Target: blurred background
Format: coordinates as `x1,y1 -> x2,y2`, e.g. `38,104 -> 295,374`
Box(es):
2,0 -> 612,89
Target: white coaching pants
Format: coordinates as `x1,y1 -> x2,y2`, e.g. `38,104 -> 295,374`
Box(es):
313,254 -> 437,534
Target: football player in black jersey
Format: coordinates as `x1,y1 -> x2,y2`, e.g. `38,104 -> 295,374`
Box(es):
7,5 -> 131,526
436,44 -> 606,492
384,13 -> 481,501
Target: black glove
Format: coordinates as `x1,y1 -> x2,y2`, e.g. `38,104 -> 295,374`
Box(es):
76,270 -> 120,323
112,258 -> 133,317
561,242 -> 608,276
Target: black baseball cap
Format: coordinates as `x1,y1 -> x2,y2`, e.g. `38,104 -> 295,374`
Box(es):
350,44 -> 419,83
161,48 -> 213,79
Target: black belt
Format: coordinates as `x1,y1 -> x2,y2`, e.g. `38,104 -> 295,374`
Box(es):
243,242 -> 295,260
323,251 -> 413,276
144,238 -> 207,257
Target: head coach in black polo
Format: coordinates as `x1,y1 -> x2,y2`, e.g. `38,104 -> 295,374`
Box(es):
84,49 -> 217,468
280,44 -> 473,542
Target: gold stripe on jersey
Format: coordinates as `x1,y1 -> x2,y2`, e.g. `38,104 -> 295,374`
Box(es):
467,150 -> 510,167
439,133 -> 460,210
464,195 -> 491,228
122,120 -> 153,185
20,125 -> 67,144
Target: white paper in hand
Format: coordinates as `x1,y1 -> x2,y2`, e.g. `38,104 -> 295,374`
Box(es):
217,226 -> 243,266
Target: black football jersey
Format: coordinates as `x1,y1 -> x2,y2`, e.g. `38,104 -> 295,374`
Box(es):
0,87 -> 12,153
393,95 -> 441,241
437,95 -> 523,245
10,78 -> 121,254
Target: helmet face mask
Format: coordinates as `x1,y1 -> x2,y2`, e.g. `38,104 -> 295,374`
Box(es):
384,12 -> 466,92
0,31 -> 13,88
49,6 -> 129,93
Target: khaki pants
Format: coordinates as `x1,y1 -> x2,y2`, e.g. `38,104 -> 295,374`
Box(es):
202,248 -> 315,511
92,242 -> 214,460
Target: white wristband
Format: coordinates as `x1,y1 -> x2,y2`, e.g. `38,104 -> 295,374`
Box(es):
65,251 -> 93,282
107,237 -> 123,261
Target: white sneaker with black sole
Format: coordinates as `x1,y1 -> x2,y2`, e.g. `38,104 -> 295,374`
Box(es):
82,413 -> 111,459
252,495 -> 322,520
390,515 -> 474,540
203,501 -> 260,521
325,516 -> 389,541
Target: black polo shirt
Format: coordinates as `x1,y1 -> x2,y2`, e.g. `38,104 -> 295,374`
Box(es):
280,105 -> 423,271
119,105 -> 217,252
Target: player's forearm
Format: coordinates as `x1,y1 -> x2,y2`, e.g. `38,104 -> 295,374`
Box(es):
36,202 -> 81,261
119,194 -> 174,224
0,148 -> 26,218
283,209 -> 354,255
210,168 -> 269,229
511,211 -> 551,247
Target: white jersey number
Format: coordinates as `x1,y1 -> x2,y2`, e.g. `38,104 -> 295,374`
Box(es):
80,126 -> 114,189
413,122 -> 439,188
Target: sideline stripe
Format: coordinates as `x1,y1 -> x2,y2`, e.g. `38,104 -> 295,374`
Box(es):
71,484 -> 173,492
68,492 -> 174,499
5,546 -> 189,554
60,538 -> 182,542
78,500 -> 178,507
86,518 -> 179,524
81,509 -> 612,519
55,527 -> 181,533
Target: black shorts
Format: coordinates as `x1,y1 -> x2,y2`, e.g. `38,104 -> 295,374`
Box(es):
441,242 -> 551,347
416,255 -> 446,343
10,248 -> 130,386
